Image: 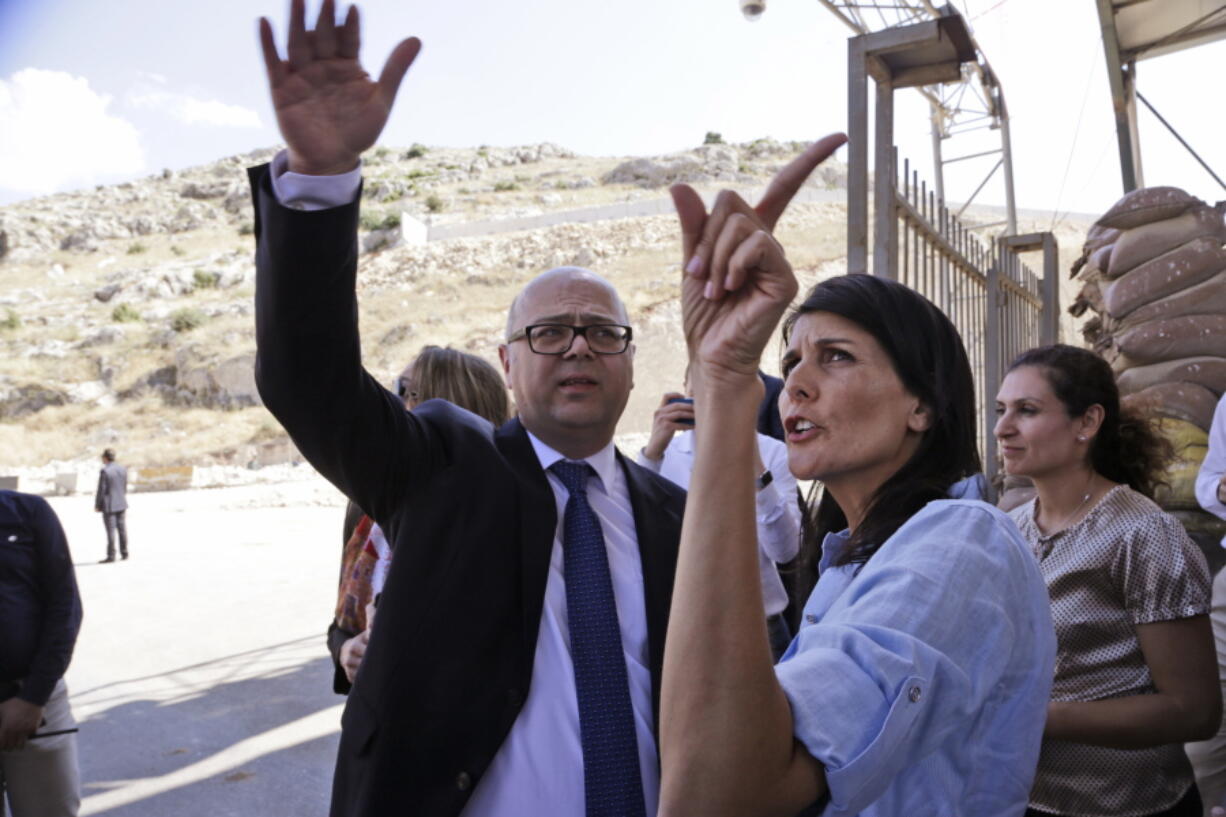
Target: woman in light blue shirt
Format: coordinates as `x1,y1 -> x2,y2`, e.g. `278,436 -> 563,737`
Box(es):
657,152 -> 1056,817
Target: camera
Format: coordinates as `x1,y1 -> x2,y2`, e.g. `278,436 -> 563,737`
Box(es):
740,0 -> 766,21
667,396 -> 695,427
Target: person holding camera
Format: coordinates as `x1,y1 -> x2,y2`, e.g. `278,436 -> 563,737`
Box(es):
638,386 -> 799,660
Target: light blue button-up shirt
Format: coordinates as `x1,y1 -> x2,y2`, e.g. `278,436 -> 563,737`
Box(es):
775,489 -> 1056,816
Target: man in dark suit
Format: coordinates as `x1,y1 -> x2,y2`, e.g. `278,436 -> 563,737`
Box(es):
757,371 -> 786,442
252,3 -> 829,814
94,448 -> 128,563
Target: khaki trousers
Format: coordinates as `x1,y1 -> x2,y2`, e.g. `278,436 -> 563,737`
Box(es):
0,678 -> 80,817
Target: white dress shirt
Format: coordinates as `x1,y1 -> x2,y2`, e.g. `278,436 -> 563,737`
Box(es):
1197,394 -> 1226,547
637,430 -> 800,615
270,154 -> 659,815
462,434 -> 658,817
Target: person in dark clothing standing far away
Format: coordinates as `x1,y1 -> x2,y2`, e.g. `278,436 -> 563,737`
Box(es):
0,490 -> 83,817
756,370 -> 786,442
94,448 -> 128,563
250,2 -> 837,814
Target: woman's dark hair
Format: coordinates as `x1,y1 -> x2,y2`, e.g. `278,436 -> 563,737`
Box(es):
401,345 -> 511,427
783,274 -> 981,590
1006,343 -> 1172,497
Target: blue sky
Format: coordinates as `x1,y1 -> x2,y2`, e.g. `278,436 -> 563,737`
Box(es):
1,0 -> 1222,216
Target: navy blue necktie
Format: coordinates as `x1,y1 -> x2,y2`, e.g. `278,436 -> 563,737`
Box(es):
549,460 -> 646,817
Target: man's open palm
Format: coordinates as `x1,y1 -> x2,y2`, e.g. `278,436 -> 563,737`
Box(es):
259,0 -> 421,175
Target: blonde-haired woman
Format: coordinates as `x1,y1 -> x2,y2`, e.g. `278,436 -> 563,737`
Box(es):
329,345 -> 510,692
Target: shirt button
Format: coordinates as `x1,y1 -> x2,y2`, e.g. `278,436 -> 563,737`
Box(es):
456,771 -> 471,791
804,614 -> 817,624
908,686 -> 922,703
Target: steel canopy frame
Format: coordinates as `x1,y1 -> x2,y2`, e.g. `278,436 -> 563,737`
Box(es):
1096,0 -> 1226,193
816,0 -> 1018,235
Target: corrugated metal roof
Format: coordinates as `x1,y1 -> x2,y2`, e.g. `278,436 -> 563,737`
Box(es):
1110,0 -> 1226,60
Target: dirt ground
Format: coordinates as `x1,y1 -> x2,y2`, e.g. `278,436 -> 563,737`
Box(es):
48,476 -> 350,817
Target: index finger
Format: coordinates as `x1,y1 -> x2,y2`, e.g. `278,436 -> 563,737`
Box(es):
754,132 -> 848,231
670,184 -> 707,274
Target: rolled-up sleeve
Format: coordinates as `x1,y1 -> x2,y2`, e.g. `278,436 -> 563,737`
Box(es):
774,503 -> 1032,814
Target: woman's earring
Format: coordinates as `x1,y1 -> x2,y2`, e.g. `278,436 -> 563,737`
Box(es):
1077,435 -> 1087,442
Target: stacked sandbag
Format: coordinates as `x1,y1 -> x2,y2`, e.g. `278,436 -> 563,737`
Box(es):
1068,187 -> 1226,514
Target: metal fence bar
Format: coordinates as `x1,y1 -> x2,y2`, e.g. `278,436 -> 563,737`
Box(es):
889,158 -> 1054,498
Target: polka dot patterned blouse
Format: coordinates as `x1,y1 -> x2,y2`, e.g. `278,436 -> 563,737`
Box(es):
1011,484 -> 1211,817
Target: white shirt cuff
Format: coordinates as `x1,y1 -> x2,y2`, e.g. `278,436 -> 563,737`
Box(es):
636,448 -> 663,473
269,149 -> 362,211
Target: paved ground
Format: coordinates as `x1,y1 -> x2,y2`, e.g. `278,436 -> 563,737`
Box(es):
45,477 -> 350,817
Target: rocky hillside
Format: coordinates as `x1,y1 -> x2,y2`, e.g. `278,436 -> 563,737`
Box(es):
0,138 -> 1088,480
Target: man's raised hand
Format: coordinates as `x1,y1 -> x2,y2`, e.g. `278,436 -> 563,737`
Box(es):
259,0 -> 421,175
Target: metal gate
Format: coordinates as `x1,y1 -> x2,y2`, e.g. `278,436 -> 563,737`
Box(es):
891,153 -> 1057,489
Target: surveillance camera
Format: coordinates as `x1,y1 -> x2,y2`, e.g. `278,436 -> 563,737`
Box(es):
740,0 -> 765,21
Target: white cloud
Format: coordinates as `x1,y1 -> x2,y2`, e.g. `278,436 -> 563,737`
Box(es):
0,69 -> 145,196
127,88 -> 260,129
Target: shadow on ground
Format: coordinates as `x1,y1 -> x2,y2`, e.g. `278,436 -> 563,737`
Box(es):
75,643 -> 342,817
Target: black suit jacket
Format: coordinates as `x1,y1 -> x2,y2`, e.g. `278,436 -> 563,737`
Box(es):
757,371 -> 786,442
249,164 -> 686,817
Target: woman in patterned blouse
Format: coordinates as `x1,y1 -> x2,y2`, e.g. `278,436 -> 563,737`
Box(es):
995,343 -> 1220,817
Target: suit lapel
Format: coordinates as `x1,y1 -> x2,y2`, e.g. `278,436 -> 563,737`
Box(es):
619,451 -> 682,734
495,418 -> 557,656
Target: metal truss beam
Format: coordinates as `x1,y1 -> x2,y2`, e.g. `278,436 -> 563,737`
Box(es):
816,0 -> 1018,235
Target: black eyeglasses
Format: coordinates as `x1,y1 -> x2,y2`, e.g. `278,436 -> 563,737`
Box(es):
507,323 -> 633,356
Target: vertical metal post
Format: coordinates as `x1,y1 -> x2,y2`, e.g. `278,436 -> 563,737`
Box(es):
930,108 -> 945,205
1041,233 -> 1060,344
984,246 -> 1001,499
873,86 -> 898,279
999,96 -> 1018,237
848,38 -> 870,275
1124,60 -> 1144,189
1097,0 -> 1141,193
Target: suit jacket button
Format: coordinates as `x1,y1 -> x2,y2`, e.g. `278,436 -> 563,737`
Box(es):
456,772 -> 471,791
507,687 -> 523,707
